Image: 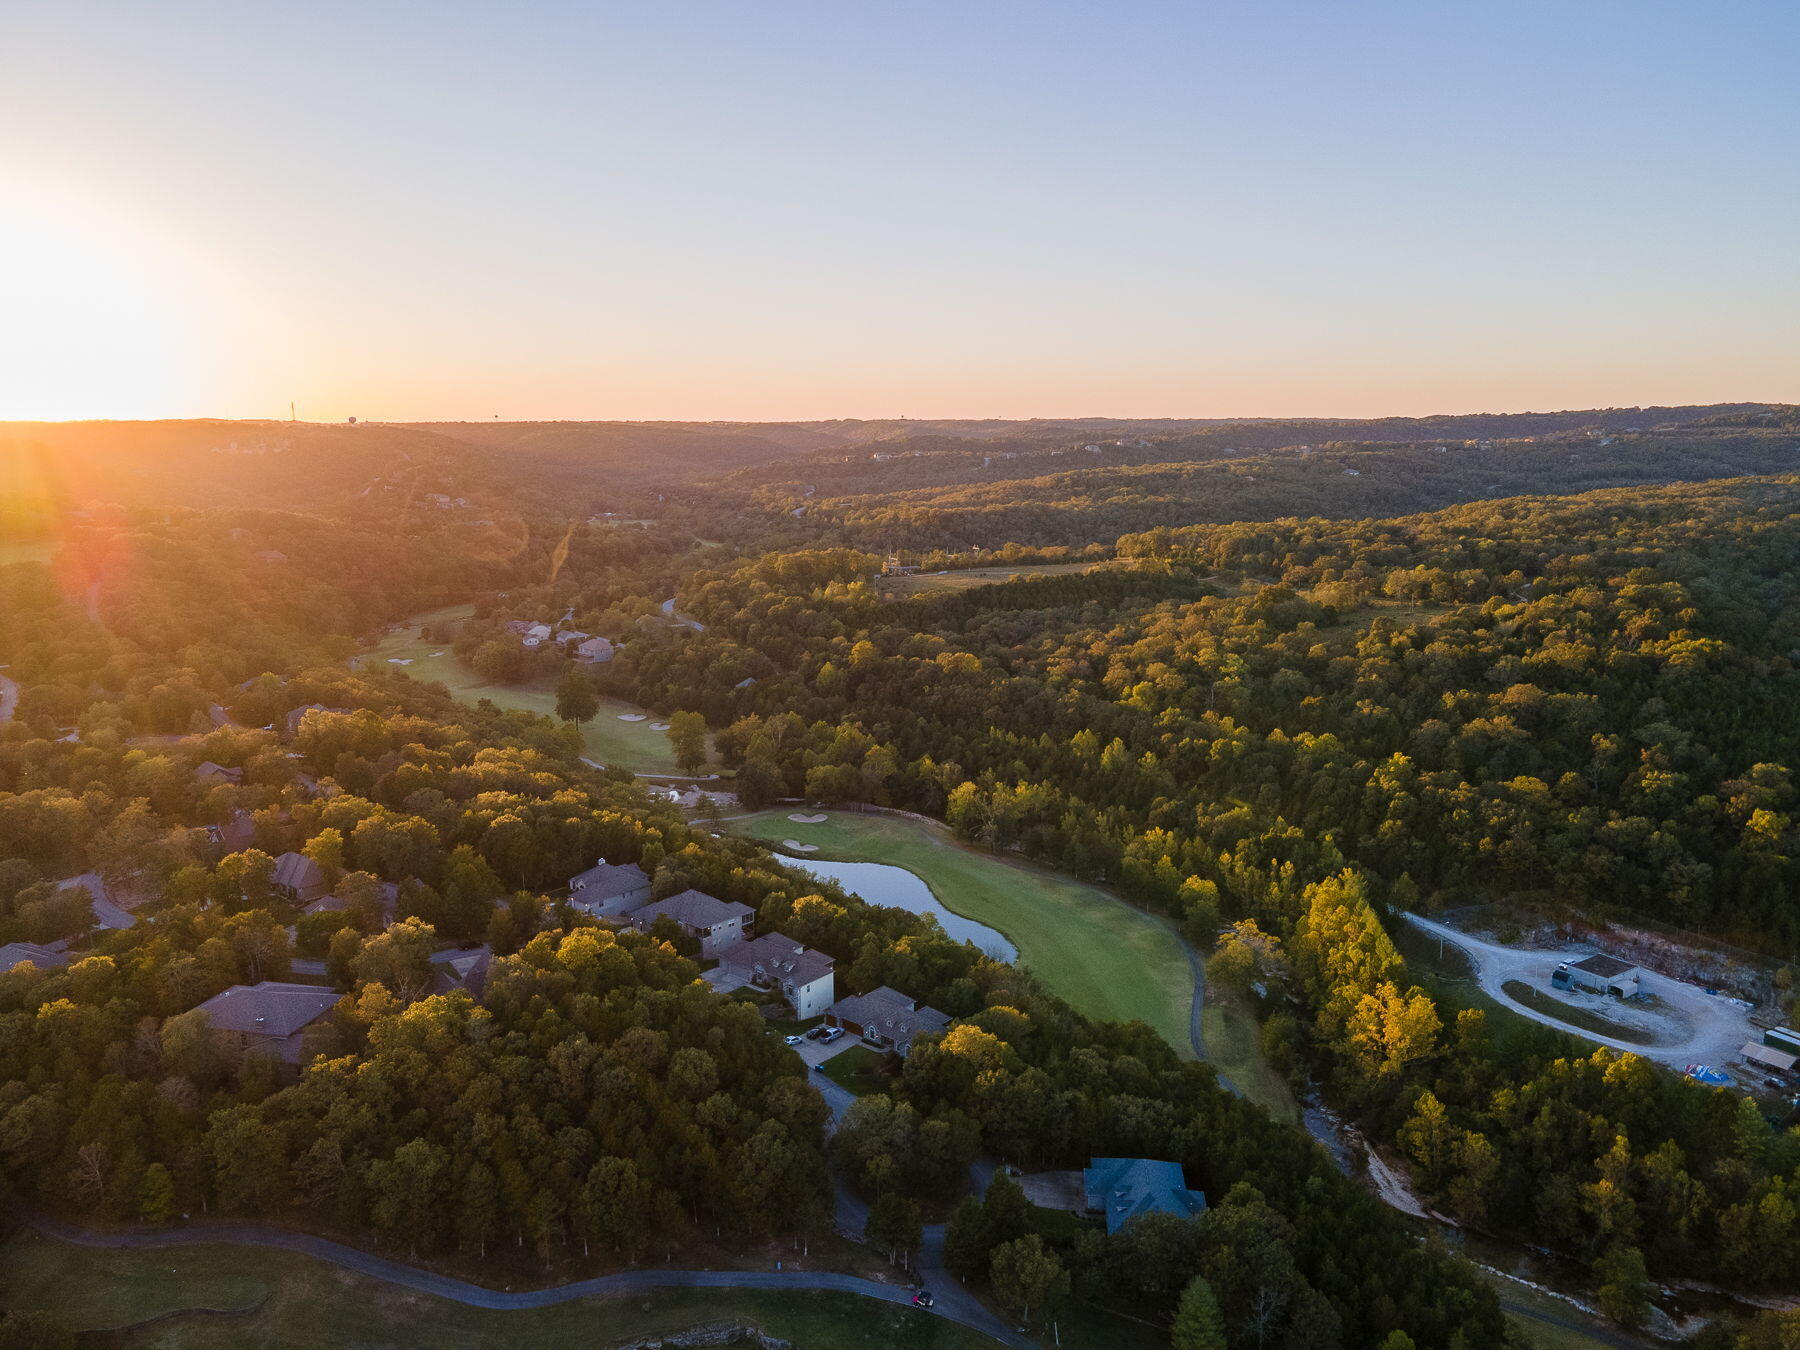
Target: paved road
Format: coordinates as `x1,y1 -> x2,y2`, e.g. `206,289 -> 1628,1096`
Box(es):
1402,912 -> 1753,1069
0,673 -> 17,724
30,1215 -> 1015,1342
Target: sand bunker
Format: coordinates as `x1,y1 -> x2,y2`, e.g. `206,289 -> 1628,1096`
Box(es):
387,658 -> 413,665
617,713 -> 648,722
788,812 -> 828,824
782,840 -> 820,853
650,721 -> 670,731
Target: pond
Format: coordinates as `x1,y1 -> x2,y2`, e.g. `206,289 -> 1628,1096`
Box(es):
788,856 -> 1019,962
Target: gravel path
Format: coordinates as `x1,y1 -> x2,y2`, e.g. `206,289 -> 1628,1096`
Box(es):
1402,912 -> 1755,1069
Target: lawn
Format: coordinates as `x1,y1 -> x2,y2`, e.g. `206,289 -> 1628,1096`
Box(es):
731,809 -> 1195,1057
359,605 -> 695,776
876,561 -> 1105,598
1202,985 -> 1299,1124
820,1044 -> 891,1096
0,1231 -> 1000,1349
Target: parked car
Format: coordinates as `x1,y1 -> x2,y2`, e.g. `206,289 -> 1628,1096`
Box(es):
805,1025 -> 830,1040
821,1026 -> 845,1043
784,1034 -> 804,1046
912,1290 -> 934,1308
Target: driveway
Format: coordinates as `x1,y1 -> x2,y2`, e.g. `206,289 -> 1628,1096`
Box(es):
1403,912 -> 1757,1070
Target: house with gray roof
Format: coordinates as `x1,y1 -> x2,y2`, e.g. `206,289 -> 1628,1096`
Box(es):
430,946 -> 494,997
1552,953 -> 1642,998
632,889 -> 753,957
568,859 -> 652,918
205,809 -> 258,857
271,852 -> 328,903
575,636 -> 616,663
824,985 -> 950,1056
194,981 -> 340,1065
193,760 -> 244,787
1083,1158 -> 1207,1234
0,941 -> 71,975
715,933 -> 835,1018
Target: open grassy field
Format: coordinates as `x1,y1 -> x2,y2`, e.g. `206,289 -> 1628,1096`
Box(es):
360,605 -> 694,776
0,1231 -> 998,1349
1201,985 -> 1300,1124
732,809 -> 1195,1056
876,561 -> 1104,598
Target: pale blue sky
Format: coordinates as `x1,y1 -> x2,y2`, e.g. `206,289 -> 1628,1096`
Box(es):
2,1 -> 1795,420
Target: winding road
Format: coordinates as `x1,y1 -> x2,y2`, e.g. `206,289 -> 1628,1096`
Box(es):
0,673 -> 17,725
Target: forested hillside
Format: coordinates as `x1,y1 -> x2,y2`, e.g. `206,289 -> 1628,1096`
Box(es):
0,453 -> 1524,1348
720,429 -> 1800,550
596,477 -> 1800,1295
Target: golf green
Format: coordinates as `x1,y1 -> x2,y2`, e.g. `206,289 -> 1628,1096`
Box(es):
733,809 -> 1195,1057
360,605 -> 693,777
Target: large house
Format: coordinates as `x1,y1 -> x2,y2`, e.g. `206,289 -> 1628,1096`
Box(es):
194,982 -> 340,1065
55,874 -> 136,930
1552,954 -> 1642,999
204,809 -> 258,856
0,941 -> 71,975
575,636 -> 616,663
430,946 -> 494,997
193,760 -> 244,787
567,859 -> 652,918
632,889 -> 753,958
1083,1158 -> 1208,1234
271,852 -> 328,903
824,986 -> 949,1055
715,933 -> 835,1018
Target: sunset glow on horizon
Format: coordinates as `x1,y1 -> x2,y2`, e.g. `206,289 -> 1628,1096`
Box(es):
2,1 -> 1795,424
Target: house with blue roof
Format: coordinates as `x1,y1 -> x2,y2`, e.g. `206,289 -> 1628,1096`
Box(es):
1083,1157 -> 1207,1234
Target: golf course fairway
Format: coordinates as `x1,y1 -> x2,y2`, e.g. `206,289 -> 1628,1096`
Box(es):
732,808 -> 1195,1057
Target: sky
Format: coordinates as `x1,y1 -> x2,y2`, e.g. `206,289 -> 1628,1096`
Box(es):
1,0 -> 1796,423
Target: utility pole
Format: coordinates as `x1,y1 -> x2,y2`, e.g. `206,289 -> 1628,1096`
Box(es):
289,401 -> 296,422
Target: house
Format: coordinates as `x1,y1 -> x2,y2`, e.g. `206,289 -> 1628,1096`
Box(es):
205,809 -> 259,856
193,760 -> 244,787
1552,954 -> 1642,998
715,933 -> 835,1018
567,859 -> 652,918
301,881 -> 399,926
55,874 -> 136,930
0,941 -> 71,974
555,629 -> 589,648
1083,1158 -> 1207,1234
631,889 -> 753,958
194,981 -> 339,1065
575,636 -> 616,663
283,703 -> 347,739
824,985 -> 949,1056
1741,1041 -> 1797,1076
430,946 -> 494,997
271,852 -> 328,903
524,622 -> 553,643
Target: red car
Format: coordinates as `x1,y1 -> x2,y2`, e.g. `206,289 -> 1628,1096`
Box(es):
912,1290 -> 935,1309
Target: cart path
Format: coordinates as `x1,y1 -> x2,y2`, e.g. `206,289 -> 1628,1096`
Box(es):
29,1215 -> 1024,1346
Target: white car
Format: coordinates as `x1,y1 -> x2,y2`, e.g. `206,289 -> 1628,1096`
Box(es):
784,1034 -> 805,1046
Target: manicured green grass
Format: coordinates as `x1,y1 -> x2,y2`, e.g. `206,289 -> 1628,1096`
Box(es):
360,605 -> 694,776
877,562 -> 1103,598
0,1232 -> 1000,1349
732,810 -> 1195,1057
1202,986 -> 1299,1124
820,1044 -> 891,1096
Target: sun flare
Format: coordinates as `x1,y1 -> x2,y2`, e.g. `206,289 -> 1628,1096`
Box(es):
0,188 -> 200,421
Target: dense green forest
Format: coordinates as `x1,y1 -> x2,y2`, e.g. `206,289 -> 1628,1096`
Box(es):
8,413 -> 1800,1348
601,478 -> 1800,1296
